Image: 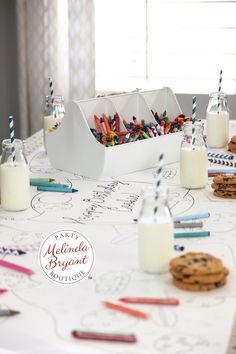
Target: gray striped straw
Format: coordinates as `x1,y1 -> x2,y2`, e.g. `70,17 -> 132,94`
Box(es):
156,153 -> 164,190
9,115 -> 16,164
192,96 -> 196,145
48,77 -> 54,104
154,153 -> 164,214
218,70 -> 223,93
192,96 -> 196,124
218,70 -> 223,113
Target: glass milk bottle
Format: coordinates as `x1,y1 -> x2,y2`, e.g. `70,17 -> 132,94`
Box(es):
0,139 -> 30,211
206,92 -> 229,148
138,186 -> 174,273
180,122 -> 208,189
43,95 -> 65,134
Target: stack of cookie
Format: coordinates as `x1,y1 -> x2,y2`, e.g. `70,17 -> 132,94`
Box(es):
211,175 -> 236,199
228,135 -> 236,153
169,252 -> 229,291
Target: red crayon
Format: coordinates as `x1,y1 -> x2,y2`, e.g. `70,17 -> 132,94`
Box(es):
0,289 -> 8,294
116,131 -> 128,136
72,330 -> 137,343
119,297 -> 179,306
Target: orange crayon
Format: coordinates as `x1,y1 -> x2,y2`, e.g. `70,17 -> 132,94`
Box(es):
103,301 -> 149,319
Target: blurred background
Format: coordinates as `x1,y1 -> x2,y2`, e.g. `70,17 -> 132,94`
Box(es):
1,0 -> 236,141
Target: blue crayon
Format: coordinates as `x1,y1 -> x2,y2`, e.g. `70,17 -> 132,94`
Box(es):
30,182 -> 69,188
208,169 -> 236,174
174,231 -> 210,238
174,213 -> 210,222
37,186 -> 78,193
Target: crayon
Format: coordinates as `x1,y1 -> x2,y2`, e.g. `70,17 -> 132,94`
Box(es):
72,330 -> 137,343
174,222 -> 203,228
102,113 -> 111,134
94,115 -> 106,134
0,309 -> 20,316
174,231 -> 210,238
0,289 -> 8,294
208,169 -> 236,174
103,301 -> 149,319
37,186 -> 78,193
119,297 -> 179,305
174,213 -> 210,222
30,178 -> 55,183
30,182 -> 69,188
0,259 -> 34,275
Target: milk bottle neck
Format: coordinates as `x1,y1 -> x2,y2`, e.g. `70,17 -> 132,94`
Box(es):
1,139 -> 28,166
53,95 -> 65,119
182,122 -> 206,150
139,186 -> 172,223
207,92 -> 229,114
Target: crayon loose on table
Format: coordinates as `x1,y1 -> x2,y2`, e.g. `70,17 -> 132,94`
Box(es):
30,182 -> 69,188
174,222 -> 203,229
208,169 -> 236,174
103,301 -> 149,319
0,309 -> 20,317
72,330 -> 137,343
37,186 -> 78,193
174,231 -> 210,238
0,259 -> 34,275
119,297 -> 179,305
174,213 -> 210,222
0,289 -> 8,294
30,178 -> 55,183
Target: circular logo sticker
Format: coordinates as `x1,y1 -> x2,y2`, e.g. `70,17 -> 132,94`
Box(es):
39,229 -> 95,284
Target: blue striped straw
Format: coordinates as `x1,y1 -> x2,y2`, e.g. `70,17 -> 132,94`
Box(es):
9,115 -> 16,164
208,152 -> 233,160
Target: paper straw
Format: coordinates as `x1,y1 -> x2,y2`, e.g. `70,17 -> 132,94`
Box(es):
192,96 -> 196,124
48,77 -> 54,104
156,153 -> 164,190
208,152 -> 233,160
218,70 -> 223,93
208,158 -> 236,168
191,96 -> 196,145
218,70 -> 223,113
9,116 -> 16,164
154,153 -> 164,215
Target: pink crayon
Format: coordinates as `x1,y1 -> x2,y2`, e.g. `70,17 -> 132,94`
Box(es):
0,259 -> 34,276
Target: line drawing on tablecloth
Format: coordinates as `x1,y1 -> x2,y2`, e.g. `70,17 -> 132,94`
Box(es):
153,332 -> 209,354
94,271 -> 131,294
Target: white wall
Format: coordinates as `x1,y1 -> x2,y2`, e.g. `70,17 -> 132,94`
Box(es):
177,94 -> 236,120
